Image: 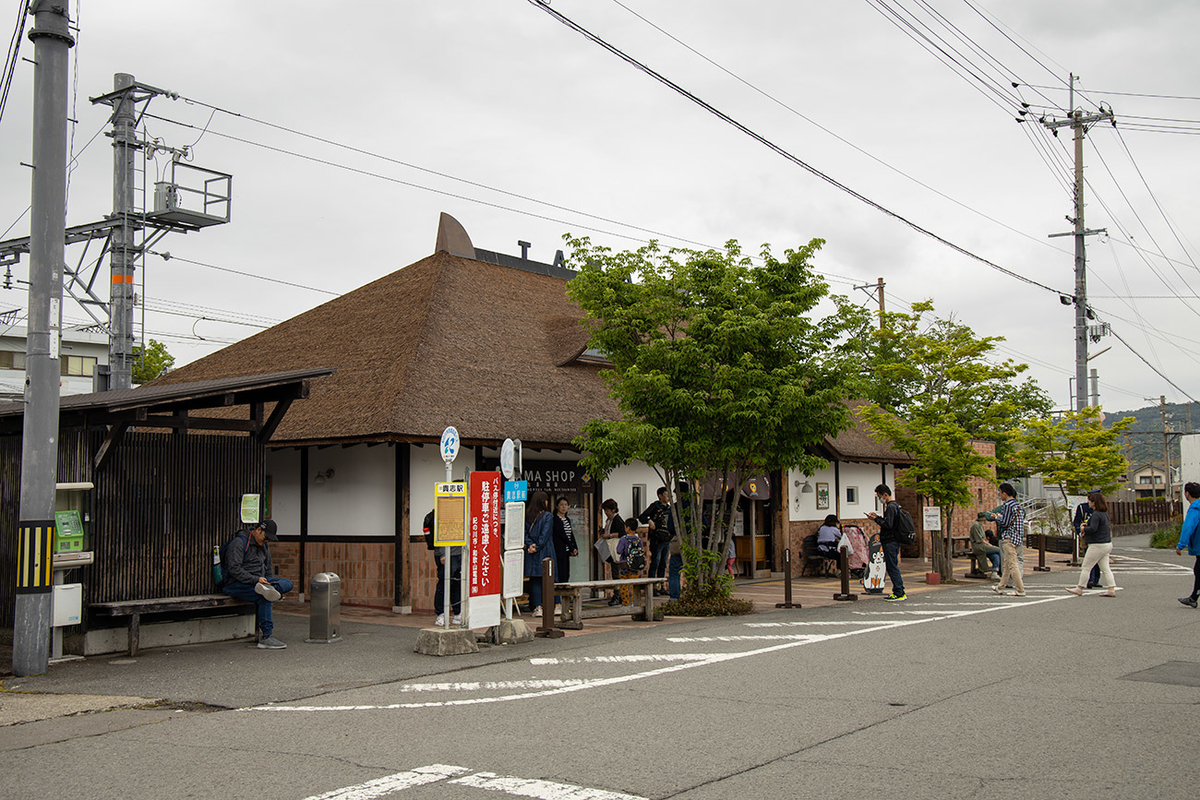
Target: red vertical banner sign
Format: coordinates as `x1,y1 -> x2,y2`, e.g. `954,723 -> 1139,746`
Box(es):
468,471 -> 502,628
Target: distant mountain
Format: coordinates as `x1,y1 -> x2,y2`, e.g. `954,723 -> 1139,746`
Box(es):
1104,401 -> 1200,469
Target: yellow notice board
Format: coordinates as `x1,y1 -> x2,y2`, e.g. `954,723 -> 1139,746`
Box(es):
434,482 -> 467,546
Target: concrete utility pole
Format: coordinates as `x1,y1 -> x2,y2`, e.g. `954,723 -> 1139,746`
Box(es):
107,73 -> 138,390
1043,75 -> 1112,412
14,1 -> 74,677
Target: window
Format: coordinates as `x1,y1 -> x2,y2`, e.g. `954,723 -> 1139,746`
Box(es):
60,355 -> 97,377
632,485 -> 646,518
0,350 -> 25,370
978,488 -> 983,502
846,486 -> 858,504
1139,475 -> 1158,485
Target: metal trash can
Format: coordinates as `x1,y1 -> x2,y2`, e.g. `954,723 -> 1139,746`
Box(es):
306,572 -> 343,643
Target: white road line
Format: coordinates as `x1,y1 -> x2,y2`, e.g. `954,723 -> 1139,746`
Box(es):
449,771 -> 646,799
530,654 -> 715,665
398,680 -> 588,693
852,610 -> 970,616
745,620 -> 901,628
244,594 -> 1075,714
303,764 -> 470,800
664,634 -> 824,643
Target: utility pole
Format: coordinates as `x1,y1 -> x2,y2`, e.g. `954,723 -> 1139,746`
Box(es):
14,1 -> 74,677
106,73 -> 138,390
1043,74 -> 1112,412
1160,395 -> 1171,500
853,277 -> 886,330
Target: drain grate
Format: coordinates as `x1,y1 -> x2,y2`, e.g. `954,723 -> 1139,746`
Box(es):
1118,661 -> 1200,688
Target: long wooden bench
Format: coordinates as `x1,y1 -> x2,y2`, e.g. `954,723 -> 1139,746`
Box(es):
552,577 -> 666,630
90,594 -> 254,656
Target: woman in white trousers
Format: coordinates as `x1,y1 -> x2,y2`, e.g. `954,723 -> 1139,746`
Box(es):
1067,491 -> 1116,597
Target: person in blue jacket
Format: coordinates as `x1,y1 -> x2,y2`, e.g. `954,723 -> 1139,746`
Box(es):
523,491 -> 556,617
1176,482 -> 1200,608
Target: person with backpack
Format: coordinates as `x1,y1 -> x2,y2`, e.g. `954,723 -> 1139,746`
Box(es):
220,519 -> 293,649
615,517 -> 647,606
639,486 -> 674,595
424,509 -> 461,626
865,484 -> 907,602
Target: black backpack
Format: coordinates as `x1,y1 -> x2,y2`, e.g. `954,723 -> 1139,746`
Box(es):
213,530 -> 248,588
894,503 -> 917,545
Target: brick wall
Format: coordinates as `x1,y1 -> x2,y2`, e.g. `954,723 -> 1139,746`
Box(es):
272,541 -> 397,609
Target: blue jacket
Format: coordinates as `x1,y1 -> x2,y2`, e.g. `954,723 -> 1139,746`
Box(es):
1178,498 -> 1200,556
524,511 -> 556,577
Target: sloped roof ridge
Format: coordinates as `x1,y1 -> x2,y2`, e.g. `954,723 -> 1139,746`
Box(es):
381,251 -> 453,433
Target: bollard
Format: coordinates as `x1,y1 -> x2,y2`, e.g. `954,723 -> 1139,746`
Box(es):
306,572 -> 343,643
1034,531 -> 1050,571
776,548 -> 800,608
834,548 -> 857,601
535,557 -> 563,639
1070,532 -> 1080,567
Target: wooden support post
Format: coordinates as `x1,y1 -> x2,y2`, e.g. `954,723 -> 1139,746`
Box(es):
834,548 -> 857,601
535,557 -> 563,638
776,548 -> 800,608
1034,531 -> 1050,572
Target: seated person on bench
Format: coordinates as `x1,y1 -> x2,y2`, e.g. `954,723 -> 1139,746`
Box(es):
221,519 -> 293,649
817,515 -> 842,560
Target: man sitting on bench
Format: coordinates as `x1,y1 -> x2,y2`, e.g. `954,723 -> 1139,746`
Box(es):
222,519 -> 293,649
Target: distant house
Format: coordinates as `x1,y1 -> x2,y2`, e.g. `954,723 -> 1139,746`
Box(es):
1129,463 -> 1168,499
0,323 -> 108,400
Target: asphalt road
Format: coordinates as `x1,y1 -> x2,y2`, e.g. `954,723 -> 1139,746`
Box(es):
4,538 -> 1198,800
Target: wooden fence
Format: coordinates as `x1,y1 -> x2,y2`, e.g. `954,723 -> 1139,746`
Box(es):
1108,499 -> 1180,526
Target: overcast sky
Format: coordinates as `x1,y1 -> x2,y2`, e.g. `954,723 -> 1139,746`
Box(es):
2,0 -> 1199,413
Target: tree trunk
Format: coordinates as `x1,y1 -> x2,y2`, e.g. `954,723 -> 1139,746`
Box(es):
938,509 -> 955,582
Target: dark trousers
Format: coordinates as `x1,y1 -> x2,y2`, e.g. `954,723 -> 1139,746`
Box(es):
222,576 -> 293,638
1191,556 -> 1200,600
668,552 -> 683,600
882,540 -> 905,595
434,554 -> 461,615
650,539 -> 670,579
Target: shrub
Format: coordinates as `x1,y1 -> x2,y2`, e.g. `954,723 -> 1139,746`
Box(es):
1150,520 -> 1181,549
660,573 -> 754,617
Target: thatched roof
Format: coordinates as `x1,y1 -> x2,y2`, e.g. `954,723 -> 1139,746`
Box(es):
156,248 -> 616,448
821,400 -> 913,465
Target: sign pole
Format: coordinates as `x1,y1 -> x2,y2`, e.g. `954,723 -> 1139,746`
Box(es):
439,427 -> 460,630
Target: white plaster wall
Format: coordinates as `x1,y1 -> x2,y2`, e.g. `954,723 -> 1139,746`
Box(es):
265,448 -> 301,535
266,443 -> 397,537
409,444 -> 477,538
600,461 -> 666,522
788,463 -> 894,522
1181,434 -> 1200,486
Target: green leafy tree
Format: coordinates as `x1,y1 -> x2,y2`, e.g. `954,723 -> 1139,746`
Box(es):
566,236 -> 869,596
864,303 -> 1050,478
1012,407 -> 1134,514
861,301 -> 1038,580
132,338 -> 175,384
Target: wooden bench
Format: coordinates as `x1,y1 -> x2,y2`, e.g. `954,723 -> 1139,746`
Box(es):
90,594 -> 254,656
552,578 -> 666,630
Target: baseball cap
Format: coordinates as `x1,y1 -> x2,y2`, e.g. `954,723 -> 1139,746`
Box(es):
258,519 -> 279,541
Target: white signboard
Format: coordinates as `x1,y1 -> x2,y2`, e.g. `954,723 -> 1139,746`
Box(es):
500,438 -> 515,480
923,506 -> 942,531
504,501 -> 525,551
502,548 -> 525,599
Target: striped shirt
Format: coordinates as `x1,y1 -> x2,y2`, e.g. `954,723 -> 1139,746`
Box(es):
995,498 -> 1025,546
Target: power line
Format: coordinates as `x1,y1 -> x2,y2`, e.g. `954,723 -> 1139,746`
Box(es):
145,250 -> 341,296
609,0 -> 1074,264
524,0 -> 1067,298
